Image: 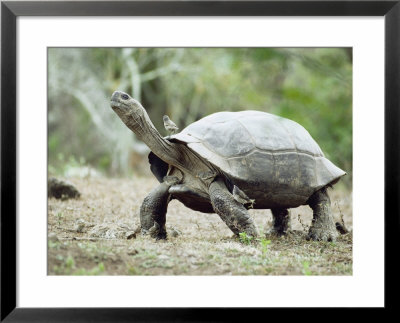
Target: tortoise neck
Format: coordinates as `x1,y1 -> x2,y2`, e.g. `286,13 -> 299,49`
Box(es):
124,108 -> 184,169
118,104 -> 216,177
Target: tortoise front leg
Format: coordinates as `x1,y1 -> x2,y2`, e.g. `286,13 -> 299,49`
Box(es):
140,182 -> 170,239
209,178 -> 258,237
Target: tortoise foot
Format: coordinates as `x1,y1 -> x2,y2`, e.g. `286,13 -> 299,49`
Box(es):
265,228 -> 287,237
239,226 -> 258,239
140,228 -> 150,235
308,188 -> 338,242
149,223 -> 167,240
307,227 -> 338,242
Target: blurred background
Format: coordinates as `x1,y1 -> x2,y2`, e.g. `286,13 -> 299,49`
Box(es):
48,47 -> 352,187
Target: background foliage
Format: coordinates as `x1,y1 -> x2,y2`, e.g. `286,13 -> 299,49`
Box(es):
48,48 -> 352,185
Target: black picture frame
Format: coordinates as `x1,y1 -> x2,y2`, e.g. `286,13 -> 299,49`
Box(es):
1,0 -> 398,321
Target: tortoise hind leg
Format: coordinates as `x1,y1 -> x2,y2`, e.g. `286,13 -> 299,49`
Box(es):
270,208 -> 289,236
209,178 -> 258,237
307,187 -> 338,241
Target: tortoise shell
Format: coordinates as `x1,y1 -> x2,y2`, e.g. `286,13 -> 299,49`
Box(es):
170,110 -> 346,208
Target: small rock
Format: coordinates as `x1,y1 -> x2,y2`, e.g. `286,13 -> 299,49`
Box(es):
48,233 -> 59,242
89,222 -> 135,239
169,227 -> 181,238
158,254 -> 169,260
108,254 -> 118,262
125,231 -> 136,240
48,177 -> 81,200
127,248 -> 138,256
74,219 -> 86,233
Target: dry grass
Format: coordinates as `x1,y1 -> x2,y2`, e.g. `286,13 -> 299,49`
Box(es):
48,176 -> 352,275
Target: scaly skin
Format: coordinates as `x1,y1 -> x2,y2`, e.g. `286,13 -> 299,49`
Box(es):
270,208 -> 290,236
209,178 -> 258,237
307,188 -> 338,242
140,176 -> 182,239
140,182 -> 170,239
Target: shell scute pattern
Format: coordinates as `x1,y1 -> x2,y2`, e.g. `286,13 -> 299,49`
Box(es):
171,110 -> 345,208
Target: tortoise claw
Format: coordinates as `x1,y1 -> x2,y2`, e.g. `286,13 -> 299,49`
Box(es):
307,228 -> 337,242
149,223 -> 167,240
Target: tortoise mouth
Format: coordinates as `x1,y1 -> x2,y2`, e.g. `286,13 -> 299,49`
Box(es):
110,99 -> 128,110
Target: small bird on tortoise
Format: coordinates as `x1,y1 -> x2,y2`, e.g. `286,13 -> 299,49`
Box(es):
163,115 -> 179,134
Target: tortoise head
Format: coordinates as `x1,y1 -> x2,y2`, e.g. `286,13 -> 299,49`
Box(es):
110,91 -> 146,131
110,91 -> 184,169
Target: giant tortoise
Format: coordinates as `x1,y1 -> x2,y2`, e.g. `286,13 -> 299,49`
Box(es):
110,91 -> 346,241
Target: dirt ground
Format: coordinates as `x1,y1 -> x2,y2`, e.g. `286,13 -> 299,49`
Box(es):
48,176 -> 352,276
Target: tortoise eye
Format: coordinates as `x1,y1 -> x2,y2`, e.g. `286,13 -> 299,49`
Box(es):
121,94 -> 129,100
